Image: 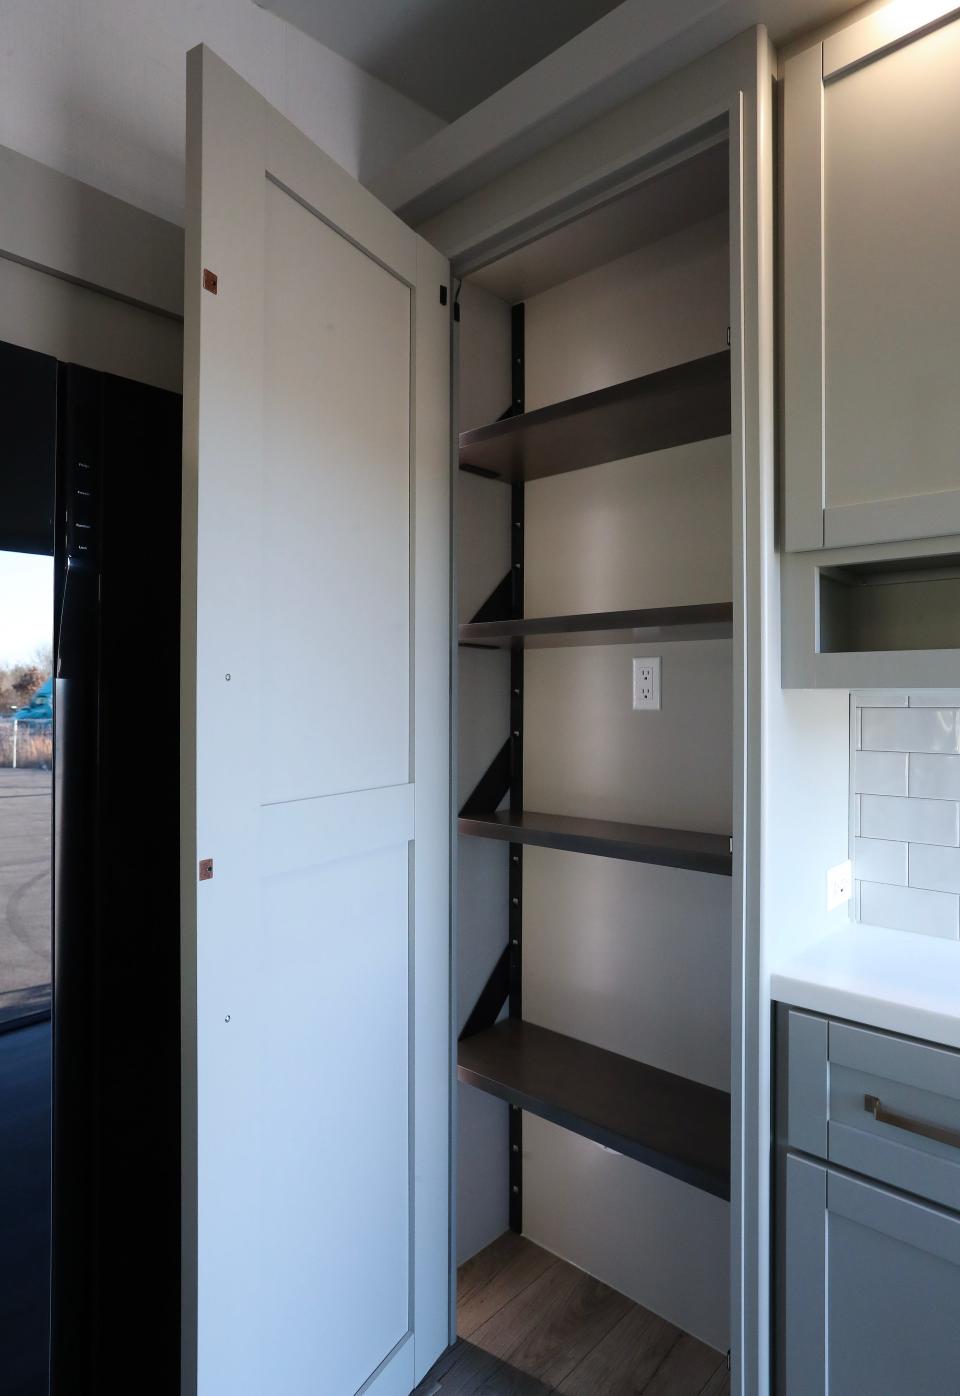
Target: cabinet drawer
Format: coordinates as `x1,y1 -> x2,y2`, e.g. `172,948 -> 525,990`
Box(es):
783,1008 -> 960,1211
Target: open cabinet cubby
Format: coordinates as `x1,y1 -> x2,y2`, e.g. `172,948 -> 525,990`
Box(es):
819,554 -> 960,654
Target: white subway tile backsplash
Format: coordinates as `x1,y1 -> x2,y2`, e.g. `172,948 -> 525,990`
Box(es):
909,844 -> 960,895
909,754 -> 960,800
853,837 -> 907,886
853,750 -> 908,796
859,794 -> 959,846
861,706 -> 960,754
860,881 -> 960,939
852,695 -> 960,940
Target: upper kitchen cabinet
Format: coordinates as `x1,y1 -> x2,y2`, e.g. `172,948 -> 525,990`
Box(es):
783,7 -> 960,554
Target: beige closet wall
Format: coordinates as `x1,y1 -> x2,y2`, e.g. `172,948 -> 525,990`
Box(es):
519,210 -> 733,1349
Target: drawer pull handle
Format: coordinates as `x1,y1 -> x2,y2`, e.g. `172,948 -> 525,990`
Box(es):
864,1094 -> 960,1150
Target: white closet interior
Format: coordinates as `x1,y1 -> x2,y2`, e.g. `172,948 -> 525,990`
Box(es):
454,135 -> 736,1352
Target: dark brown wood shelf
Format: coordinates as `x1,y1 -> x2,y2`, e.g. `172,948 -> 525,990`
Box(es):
460,602 -> 733,650
458,808 -> 732,876
458,1020 -> 730,1199
458,351 -> 731,483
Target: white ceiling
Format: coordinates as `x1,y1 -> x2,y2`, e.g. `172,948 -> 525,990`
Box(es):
257,0 -> 859,122
256,0 -> 626,119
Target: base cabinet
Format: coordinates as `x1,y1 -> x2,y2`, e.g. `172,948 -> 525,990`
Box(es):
784,1154 -> 960,1396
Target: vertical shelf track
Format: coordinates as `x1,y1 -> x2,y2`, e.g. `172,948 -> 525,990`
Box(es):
508,304 -> 525,1233
458,303 -> 528,1232
508,482 -> 524,1233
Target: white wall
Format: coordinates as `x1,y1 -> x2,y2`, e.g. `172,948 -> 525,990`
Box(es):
455,209 -> 734,1342
0,254 -> 182,393
517,212 -> 732,1350
0,0 -> 444,227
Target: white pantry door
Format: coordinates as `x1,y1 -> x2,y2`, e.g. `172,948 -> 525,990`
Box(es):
180,46 -> 450,1396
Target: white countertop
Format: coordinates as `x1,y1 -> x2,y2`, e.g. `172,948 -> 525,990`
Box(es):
771,923 -> 960,1049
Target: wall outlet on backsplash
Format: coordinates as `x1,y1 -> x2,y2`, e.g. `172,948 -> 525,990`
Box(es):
827,859 -> 853,912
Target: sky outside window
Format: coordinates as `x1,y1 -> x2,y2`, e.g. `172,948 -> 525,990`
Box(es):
0,551 -> 53,670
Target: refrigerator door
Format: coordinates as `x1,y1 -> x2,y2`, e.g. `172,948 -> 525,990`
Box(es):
51,364 -> 181,1396
0,339 -> 56,1396
51,362 -> 104,1396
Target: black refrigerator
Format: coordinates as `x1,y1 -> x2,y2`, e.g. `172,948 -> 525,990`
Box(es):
0,340 -> 182,1395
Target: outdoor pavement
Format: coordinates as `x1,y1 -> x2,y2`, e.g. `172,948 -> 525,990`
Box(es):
0,768 -> 52,1026
0,774 -> 52,1391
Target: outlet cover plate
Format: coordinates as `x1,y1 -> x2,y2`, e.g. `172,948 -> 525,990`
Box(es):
827,859 -> 853,912
633,656 -> 661,710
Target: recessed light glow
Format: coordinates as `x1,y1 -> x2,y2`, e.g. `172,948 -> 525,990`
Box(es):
881,0 -> 957,39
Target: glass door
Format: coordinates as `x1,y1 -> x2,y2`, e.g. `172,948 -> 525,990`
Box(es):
0,549 -> 54,1026
0,338 -> 56,1396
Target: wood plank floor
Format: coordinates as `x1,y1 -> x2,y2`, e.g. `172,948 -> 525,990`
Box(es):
415,1234 -> 728,1396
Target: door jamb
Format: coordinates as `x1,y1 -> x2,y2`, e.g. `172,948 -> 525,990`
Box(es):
444,88 -> 761,1395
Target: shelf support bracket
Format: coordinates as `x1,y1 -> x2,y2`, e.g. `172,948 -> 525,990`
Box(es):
468,571 -> 515,625
459,947 -> 510,1041
459,740 -> 511,820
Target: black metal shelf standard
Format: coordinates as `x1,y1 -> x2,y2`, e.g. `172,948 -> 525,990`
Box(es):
459,350 -> 731,483
460,602 -> 733,650
459,809 -> 732,877
457,1020 -> 731,1200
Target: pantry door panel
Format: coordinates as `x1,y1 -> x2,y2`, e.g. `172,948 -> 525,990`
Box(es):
182,44 -> 450,1396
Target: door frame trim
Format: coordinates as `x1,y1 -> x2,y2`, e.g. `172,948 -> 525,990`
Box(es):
437,31 -> 775,1392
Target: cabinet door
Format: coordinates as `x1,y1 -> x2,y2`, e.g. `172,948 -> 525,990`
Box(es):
784,1155 -> 960,1395
182,46 -> 450,1396
783,9 -> 960,551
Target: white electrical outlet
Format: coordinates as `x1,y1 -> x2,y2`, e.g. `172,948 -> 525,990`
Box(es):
827,859 -> 853,912
632,656 -> 661,710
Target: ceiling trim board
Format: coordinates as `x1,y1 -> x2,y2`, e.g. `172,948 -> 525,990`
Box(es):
368,0 -> 861,226
367,0 -> 734,222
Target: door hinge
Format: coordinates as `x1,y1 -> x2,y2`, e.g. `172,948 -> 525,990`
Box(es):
203,268 -> 218,295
